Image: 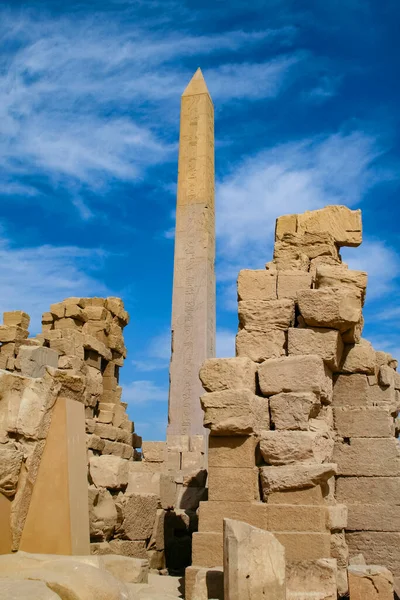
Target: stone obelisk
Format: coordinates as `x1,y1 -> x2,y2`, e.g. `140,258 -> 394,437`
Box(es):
167,68 -> 216,442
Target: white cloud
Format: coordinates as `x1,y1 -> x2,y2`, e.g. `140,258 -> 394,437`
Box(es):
215,129 -> 396,308
132,329 -> 171,372
122,380 -> 168,404
0,8 -> 297,206
342,240 -> 400,300
0,230 -> 109,334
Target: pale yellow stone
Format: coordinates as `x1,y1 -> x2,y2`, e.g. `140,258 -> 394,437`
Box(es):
199,357 -> 257,393
277,270 -> 312,299
235,329 -> 286,362
297,288 -> 362,331
288,327 -> 343,370
340,339 -> 376,374
237,269 -> 277,301
223,519 -> 285,600
238,299 -> 295,332
200,389 -> 269,435
297,205 -> 362,247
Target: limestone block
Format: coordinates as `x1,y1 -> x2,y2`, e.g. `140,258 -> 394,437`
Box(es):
333,374 -> 369,406
286,559 -> 338,600
4,370 -> 61,440
181,451 -> 204,471
4,311 -> 30,329
199,501 -> 269,533
336,477 -> 400,506
99,554 -> 149,584
108,539 -> 147,559
126,463 -> 161,497
208,467 -> 259,502
349,503 -> 400,531
268,504 -> 328,532
258,355 -> 332,401
64,303 -> 86,322
315,264 -> 367,301
94,423 -> 118,441
269,392 -> 320,430
275,213 -> 297,239
112,405 -> 126,428
274,532 -> 331,561
142,441 -> 167,463
200,389 -> 269,435
54,317 -> 83,330
259,430 -> 330,465
208,436 -> 257,468
0,325 -> 28,342
79,297 -> 106,308
50,302 -> 66,319
191,565 -> 224,600
333,438 -> 400,476
235,329 -> 286,362
199,357 -> 257,393
333,407 -> 394,437
237,269 -> 277,301
0,441 -> 23,497
175,485 -> 207,510
288,327 -> 343,370
348,565 -> 394,600
267,486 -> 325,505
192,532 -> 223,567
327,504 -> 348,531
340,339 -> 376,374
379,364 -> 395,388
89,455 -> 128,489
83,306 -> 108,321
97,410 -> 113,424
82,334 -> 112,360
122,493 -> 158,540
274,231 -> 339,264
89,487 -> 118,540
102,440 -> 133,460
238,299 -> 295,332
260,463 -> 337,497
190,434 -> 205,453
51,369 -> 86,403
87,434 -> 105,452
223,519 -> 285,600
342,316 -> 364,344
148,508 -> 165,551
367,383 -> 397,407
105,297 -> 129,325
276,270 -> 312,300
297,205 -> 362,246
297,288 -> 362,331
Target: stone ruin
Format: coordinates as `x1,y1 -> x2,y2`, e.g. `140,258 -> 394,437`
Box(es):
0,68 -> 399,600
186,203 -> 400,600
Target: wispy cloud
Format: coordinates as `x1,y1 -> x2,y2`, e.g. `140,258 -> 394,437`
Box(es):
122,379 -> 168,404
216,328 -> 236,358
132,330 -> 171,372
0,227 -> 109,333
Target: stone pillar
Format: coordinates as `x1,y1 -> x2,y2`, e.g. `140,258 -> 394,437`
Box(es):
168,68 -> 216,440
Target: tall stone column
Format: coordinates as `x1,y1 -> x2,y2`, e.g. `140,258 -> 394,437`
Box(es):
168,68 -> 216,441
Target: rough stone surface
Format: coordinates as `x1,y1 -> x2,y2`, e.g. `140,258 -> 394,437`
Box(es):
235,329 -> 286,362
99,554 -> 149,584
315,264 -> 367,303
288,327 -> 343,370
89,455 -> 129,489
348,565 -> 394,600
333,406 -> 394,437
122,494 -> 158,541
208,467 -> 259,503
340,339 -> 376,374
237,270 -> 277,301
259,430 -> 321,465
347,532 -> 400,577
238,298 -> 295,332
200,389 -> 269,435
0,441 -> 24,497
296,205 -> 362,247
332,374 -> 369,406
260,463 -> 337,497
199,357 -> 257,393
286,558 -> 338,600
333,438 -> 400,476
223,519 -> 285,600
269,392 -> 320,430
276,271 -> 312,300
336,477 -> 400,506
297,288 -> 362,331
0,580 -> 61,600
258,355 -> 331,401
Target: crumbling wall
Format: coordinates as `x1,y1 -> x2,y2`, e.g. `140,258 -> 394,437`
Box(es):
186,205 -> 400,599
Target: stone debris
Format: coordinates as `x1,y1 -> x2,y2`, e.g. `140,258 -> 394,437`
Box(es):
348,564 -> 394,600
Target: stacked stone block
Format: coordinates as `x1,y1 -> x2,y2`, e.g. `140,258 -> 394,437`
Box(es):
187,205 -> 400,599
0,311 -> 30,371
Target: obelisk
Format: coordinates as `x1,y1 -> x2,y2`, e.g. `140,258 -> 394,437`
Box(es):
167,68 -> 216,443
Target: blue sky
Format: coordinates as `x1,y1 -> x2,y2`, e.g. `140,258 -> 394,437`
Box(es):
1,0 -> 400,440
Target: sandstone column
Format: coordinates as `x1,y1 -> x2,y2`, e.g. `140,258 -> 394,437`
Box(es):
168,68 -> 216,440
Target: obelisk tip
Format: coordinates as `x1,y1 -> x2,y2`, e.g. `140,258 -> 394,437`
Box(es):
182,68 -> 211,97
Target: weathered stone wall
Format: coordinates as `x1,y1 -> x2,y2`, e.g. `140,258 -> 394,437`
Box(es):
187,205 -> 400,599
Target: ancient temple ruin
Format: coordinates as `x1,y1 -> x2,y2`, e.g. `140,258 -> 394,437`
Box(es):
0,69 -> 399,600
